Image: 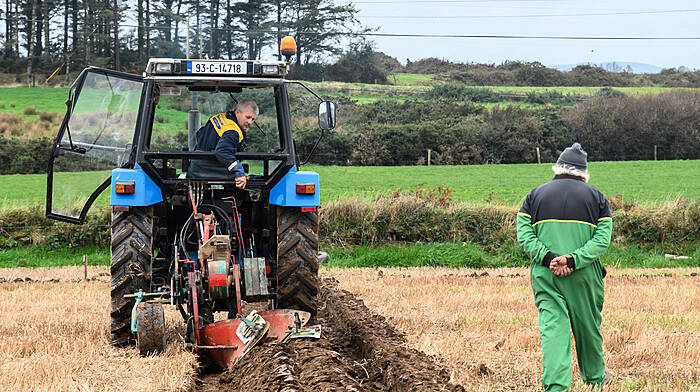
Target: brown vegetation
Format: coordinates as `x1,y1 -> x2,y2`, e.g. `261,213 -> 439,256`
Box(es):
0,111 -> 62,139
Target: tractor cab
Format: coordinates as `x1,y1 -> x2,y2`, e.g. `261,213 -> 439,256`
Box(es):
45,37 -> 336,366
47,55 -> 335,224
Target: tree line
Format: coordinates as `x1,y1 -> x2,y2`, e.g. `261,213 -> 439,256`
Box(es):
0,0 -> 366,81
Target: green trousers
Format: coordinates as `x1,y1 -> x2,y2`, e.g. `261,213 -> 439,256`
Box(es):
530,260 -> 606,391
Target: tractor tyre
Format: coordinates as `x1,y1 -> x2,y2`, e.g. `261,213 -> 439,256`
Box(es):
276,206 -> 320,317
110,206 -> 154,346
136,301 -> 166,355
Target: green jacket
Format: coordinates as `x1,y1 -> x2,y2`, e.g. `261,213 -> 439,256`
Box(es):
517,174 -> 612,270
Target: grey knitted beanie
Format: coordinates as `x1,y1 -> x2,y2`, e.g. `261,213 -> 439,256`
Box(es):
556,142 -> 587,171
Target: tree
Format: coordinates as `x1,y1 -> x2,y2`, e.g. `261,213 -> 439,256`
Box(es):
231,0 -> 273,60
285,0 -> 367,65
325,41 -> 387,84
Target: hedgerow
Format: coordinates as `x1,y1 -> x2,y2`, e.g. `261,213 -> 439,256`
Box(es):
2,187 -> 698,257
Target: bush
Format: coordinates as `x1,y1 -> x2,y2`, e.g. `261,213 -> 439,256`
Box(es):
0,136 -> 53,174
23,106 -> 37,115
38,110 -> 54,122
288,63 -> 327,82
10,102 -> 16,108
425,84 -> 502,103
405,58 -> 469,74
325,43 -> 388,84
525,91 -> 580,105
595,87 -> 626,98
348,99 -> 482,126
563,90 -> 700,161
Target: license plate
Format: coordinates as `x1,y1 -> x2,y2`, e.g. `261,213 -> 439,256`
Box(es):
186,61 -> 247,74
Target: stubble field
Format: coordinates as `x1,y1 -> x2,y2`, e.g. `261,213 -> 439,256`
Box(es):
1,265 -> 698,391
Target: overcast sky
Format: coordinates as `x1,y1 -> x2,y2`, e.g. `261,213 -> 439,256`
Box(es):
341,0 -> 699,69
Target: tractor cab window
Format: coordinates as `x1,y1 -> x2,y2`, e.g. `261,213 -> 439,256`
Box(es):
151,85 -> 282,178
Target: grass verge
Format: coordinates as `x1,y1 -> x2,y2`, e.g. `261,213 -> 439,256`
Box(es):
2,242 -> 696,270
0,246 -> 109,268
325,243 -> 700,269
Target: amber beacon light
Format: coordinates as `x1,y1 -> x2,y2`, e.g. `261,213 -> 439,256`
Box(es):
280,36 -> 297,61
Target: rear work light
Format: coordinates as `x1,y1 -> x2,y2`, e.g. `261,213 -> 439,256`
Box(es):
154,63 -> 173,74
262,65 -> 279,75
115,180 -> 135,194
295,183 -> 315,195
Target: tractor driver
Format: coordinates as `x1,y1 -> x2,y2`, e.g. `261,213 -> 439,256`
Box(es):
187,99 -> 258,189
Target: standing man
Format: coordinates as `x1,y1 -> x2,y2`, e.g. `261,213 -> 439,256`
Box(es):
187,99 -> 258,189
517,143 -> 612,391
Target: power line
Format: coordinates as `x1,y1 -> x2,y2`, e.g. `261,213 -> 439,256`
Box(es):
4,18 -> 700,41
350,0 -> 569,3
355,4 -> 630,12
349,32 -> 700,40
358,8 -> 700,19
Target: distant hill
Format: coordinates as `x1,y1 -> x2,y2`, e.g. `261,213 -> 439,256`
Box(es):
550,62 -> 664,74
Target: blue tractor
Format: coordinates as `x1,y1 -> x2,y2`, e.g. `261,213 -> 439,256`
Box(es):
45,38 -> 336,363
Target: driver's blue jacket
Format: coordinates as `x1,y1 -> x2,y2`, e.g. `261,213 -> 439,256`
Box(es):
192,112 -> 247,178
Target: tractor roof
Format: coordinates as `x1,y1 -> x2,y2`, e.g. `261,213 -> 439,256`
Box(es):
144,58 -> 290,85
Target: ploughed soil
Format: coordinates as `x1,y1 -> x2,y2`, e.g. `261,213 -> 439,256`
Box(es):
196,278 -> 465,392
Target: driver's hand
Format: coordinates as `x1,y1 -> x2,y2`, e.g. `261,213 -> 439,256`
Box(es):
235,176 -> 247,189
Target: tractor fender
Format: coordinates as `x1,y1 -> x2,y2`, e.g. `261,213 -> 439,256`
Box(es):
269,166 -> 320,207
110,163 -> 163,207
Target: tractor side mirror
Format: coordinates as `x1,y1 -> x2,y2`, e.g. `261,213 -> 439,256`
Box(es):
318,101 -> 336,131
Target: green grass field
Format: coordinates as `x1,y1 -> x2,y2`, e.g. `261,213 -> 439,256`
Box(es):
2,160 -> 699,209
387,73 -> 435,86
0,87 -> 69,117
316,160 -> 700,206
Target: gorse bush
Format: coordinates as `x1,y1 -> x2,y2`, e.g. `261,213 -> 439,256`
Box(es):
425,84 -> 502,103
525,91 -> 580,105
595,87 -> 626,98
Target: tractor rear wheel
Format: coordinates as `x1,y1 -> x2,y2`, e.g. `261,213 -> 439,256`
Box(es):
110,206 -> 154,345
276,207 -> 320,317
136,301 -> 166,355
